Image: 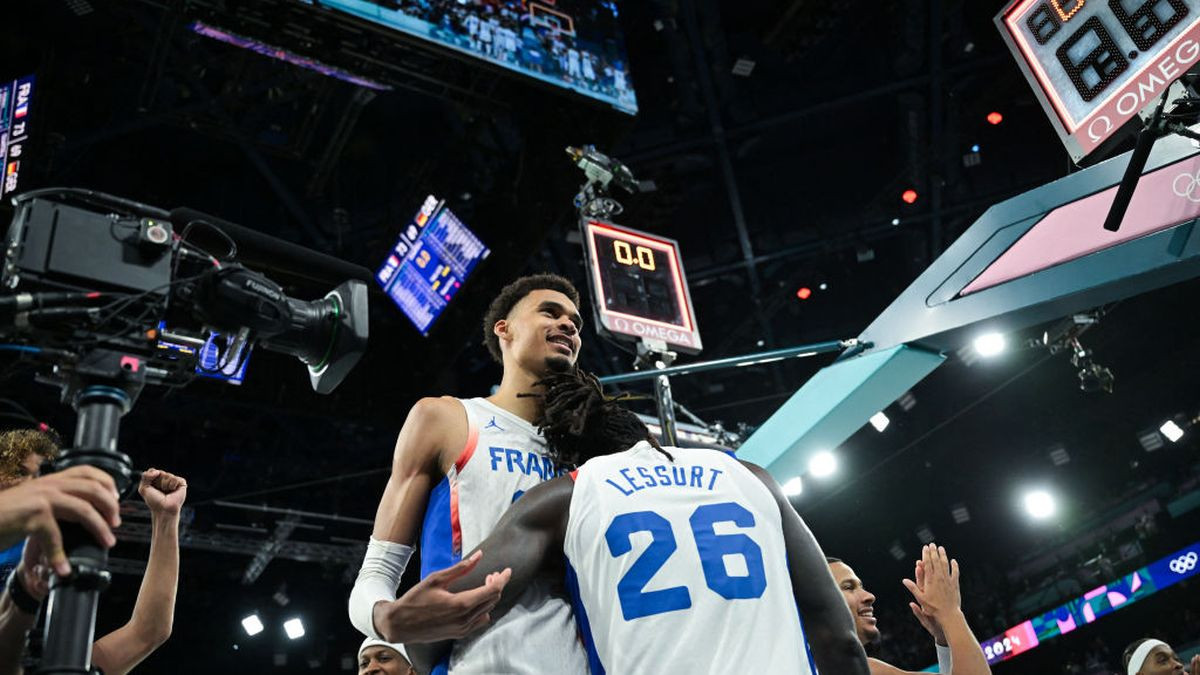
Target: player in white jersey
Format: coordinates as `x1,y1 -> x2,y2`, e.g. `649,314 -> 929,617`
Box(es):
349,274 -> 589,675
464,13 -> 480,51
408,368 -> 870,675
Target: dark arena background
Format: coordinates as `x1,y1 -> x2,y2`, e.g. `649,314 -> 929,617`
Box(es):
1,0 -> 1198,673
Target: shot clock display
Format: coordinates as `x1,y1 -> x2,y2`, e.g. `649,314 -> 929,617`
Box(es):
996,0 -> 1200,161
582,219 -> 702,353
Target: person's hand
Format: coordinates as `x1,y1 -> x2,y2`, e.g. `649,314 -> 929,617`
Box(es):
902,544 -> 962,622
0,466 -> 120,577
16,537 -> 51,602
373,550 -> 512,643
138,468 -> 187,517
908,558 -> 948,644
1189,653 -> 1199,674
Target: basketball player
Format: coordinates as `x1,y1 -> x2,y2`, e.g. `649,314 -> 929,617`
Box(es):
828,546 -> 991,674
408,368 -> 870,674
1122,638 -> 1197,674
358,637 -> 417,675
348,274 -> 588,674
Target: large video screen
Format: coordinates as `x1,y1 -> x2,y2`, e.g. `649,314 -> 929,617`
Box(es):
0,75 -> 35,196
376,195 -> 490,335
318,0 -> 637,114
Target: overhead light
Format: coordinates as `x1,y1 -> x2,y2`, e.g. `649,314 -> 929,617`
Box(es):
901,189 -> 919,204
1048,444 -> 1070,466
796,287 -> 813,300
731,57 -> 756,77
891,218 -> 901,226
916,524 -> 935,544
241,614 -> 264,637
1138,428 -> 1165,452
808,451 -> 838,478
869,412 -> 890,432
987,111 -> 1004,125
782,477 -> 804,496
973,333 -> 1007,357
1023,489 -> 1057,520
283,618 -> 305,640
1160,420 -> 1185,443
951,503 -> 971,524
888,541 -> 906,561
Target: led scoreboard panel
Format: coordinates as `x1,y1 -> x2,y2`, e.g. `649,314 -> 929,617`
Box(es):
977,540 -> 1200,666
376,196 -> 490,335
996,0 -> 1200,161
583,219 -> 701,353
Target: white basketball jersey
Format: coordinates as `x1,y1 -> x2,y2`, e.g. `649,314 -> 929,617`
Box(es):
563,442 -> 816,674
419,398 -> 588,675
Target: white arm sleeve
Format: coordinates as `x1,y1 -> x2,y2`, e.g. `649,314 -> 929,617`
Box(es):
936,643 -> 953,674
348,536 -> 414,639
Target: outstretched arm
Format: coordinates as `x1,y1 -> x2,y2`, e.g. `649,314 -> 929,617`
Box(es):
901,545 -> 991,675
741,461 -> 870,675
92,469 -> 185,675
359,398 -> 509,644
406,476 -> 573,673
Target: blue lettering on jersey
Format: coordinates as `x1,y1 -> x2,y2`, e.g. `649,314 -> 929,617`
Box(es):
604,464 -> 725,497
486,446 -> 566,478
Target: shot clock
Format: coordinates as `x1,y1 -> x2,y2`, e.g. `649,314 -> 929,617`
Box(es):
996,0 -> 1200,161
581,218 -> 702,354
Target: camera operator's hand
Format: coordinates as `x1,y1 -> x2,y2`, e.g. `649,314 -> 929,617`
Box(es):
0,466 -> 120,577
138,468 -> 187,518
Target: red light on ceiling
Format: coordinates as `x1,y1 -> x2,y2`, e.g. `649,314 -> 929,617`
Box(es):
796,287 -> 813,300
901,189 -> 919,204
987,111 -> 1004,125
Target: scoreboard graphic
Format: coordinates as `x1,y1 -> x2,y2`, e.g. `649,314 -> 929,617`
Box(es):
0,75 -> 35,196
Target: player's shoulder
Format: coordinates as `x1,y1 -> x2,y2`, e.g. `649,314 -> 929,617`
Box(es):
407,396 -> 465,424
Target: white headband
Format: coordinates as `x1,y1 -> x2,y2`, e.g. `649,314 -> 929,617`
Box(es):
1127,639 -> 1169,675
359,637 -> 410,663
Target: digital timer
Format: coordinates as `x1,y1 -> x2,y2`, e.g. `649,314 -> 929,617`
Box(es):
996,0 -> 1200,161
581,218 -> 702,353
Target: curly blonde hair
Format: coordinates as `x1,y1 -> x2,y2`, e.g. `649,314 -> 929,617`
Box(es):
0,428 -> 61,483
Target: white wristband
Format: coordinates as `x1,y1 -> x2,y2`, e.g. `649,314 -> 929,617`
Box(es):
936,643 -> 953,674
348,536 -> 414,639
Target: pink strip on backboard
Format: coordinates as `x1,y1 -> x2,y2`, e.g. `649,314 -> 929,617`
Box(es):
960,154 -> 1200,296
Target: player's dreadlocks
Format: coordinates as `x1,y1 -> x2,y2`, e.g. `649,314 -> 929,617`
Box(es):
524,367 -> 673,468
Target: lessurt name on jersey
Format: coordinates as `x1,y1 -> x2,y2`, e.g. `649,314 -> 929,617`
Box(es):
603,463 -> 725,497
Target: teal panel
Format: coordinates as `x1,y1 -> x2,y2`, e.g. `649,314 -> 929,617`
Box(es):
738,344 -> 946,480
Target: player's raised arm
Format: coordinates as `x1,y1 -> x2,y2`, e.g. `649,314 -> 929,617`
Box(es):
741,461 -> 870,675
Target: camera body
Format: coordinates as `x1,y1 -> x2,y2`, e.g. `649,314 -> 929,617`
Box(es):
1,188 -> 367,394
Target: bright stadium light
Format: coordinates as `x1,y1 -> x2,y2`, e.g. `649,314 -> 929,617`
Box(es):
974,333 -> 1007,358
869,411 -> 890,432
1023,489 -> 1057,521
283,618 -> 305,640
241,614 -> 264,637
809,451 -> 838,479
1160,420 -> 1185,442
782,477 -> 803,496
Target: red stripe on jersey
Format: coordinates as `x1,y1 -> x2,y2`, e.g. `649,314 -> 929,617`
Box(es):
450,478 -> 463,556
569,469 -> 579,481
454,425 -> 480,473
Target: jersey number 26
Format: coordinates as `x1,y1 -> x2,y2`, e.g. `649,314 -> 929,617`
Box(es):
605,501 -> 767,621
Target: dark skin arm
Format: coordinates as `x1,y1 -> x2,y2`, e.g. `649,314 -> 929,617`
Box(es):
406,477 -> 574,674
740,461 -> 871,675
